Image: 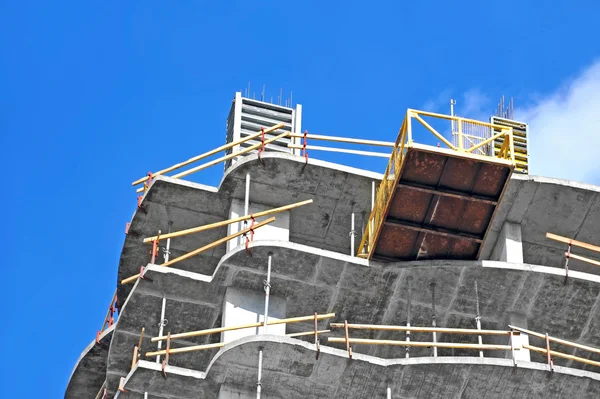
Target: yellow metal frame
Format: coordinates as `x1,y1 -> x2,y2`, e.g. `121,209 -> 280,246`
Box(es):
358,109 -> 516,258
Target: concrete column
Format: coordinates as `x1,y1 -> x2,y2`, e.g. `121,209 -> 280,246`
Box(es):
505,311 -> 530,362
227,198 -> 290,252
491,222 -> 523,263
221,287 -> 286,343
231,92 -> 243,166
292,104 -> 302,156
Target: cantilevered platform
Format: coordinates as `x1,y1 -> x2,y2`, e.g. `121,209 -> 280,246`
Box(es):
361,110 -> 516,262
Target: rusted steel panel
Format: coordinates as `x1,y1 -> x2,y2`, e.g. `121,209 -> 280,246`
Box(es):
426,196 -> 465,231
471,163 -> 511,198
416,233 -> 452,259
459,201 -> 495,236
447,238 -> 480,259
376,224 -> 418,259
438,157 -> 480,192
400,150 -> 446,186
373,147 -> 511,262
388,188 -> 430,223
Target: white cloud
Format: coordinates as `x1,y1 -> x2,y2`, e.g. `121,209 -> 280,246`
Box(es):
460,89 -> 490,121
517,61 -> 600,185
421,89 -> 452,113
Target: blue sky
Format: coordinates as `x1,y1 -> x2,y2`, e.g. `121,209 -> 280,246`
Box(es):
1,1 -> 599,397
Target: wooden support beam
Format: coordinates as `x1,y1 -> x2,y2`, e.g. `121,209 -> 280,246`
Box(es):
509,325 -> 600,355
330,323 -> 511,335
170,130 -> 290,181
546,232 -> 600,253
286,329 -> 331,338
288,144 -> 391,158
143,199 -> 313,243
132,123 -> 285,186
397,182 -> 498,205
288,132 -> 395,147
328,337 -> 511,351
524,344 -> 600,368
146,342 -> 226,357
146,329 -> 332,358
121,217 -> 275,285
384,218 -> 483,243
151,313 -> 335,343
567,252 -> 600,267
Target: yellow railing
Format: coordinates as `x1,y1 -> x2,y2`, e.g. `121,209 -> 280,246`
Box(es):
358,109 -> 516,258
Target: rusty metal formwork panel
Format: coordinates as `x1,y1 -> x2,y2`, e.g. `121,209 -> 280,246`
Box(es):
371,147 -> 512,262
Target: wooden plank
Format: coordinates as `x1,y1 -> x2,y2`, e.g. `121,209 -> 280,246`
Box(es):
146,342 -> 226,357
288,144 -> 391,158
330,323 -> 510,335
546,232 -> 600,253
121,217 -> 275,285
397,182 -> 498,205
567,252 -> 600,267
510,325 -> 600,355
170,130 -> 290,180
328,337 -> 511,350
132,123 -> 284,186
286,329 -> 330,338
151,313 -> 335,342
288,132 -> 395,147
524,344 -> 600,368
143,199 -> 313,243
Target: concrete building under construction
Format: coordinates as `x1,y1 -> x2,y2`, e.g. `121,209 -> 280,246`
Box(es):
66,93 -> 600,398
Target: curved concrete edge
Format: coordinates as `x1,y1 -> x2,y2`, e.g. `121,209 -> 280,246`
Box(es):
220,151 -> 384,186
134,240 -> 600,289
516,173 -> 600,193
140,151 -> 384,206
120,334 -> 600,398
65,323 -> 115,398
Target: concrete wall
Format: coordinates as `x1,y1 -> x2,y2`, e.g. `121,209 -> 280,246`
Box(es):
221,287 -> 286,342
227,198 -> 290,252
490,222 -> 524,263
218,384 -> 279,399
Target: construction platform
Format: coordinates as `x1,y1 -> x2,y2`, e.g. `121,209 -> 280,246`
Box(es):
359,110 -> 515,262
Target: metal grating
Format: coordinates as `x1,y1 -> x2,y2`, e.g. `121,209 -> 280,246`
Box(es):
225,92 -> 302,169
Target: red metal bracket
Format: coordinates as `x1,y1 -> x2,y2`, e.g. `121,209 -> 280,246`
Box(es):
125,222 -> 131,235
162,332 -> 171,378
245,215 -> 256,256
96,331 -> 101,344
258,127 -> 266,165
137,194 -> 143,209
302,130 -> 309,166
150,232 -> 160,264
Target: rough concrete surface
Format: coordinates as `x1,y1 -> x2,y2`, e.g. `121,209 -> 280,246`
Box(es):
117,335 -> 600,399
64,324 -> 114,398
85,153 -> 600,397
481,174 -> 600,273
118,153 -> 382,309
104,240 -> 600,395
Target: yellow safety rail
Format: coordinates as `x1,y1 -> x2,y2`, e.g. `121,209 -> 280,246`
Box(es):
358,109 -> 516,258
